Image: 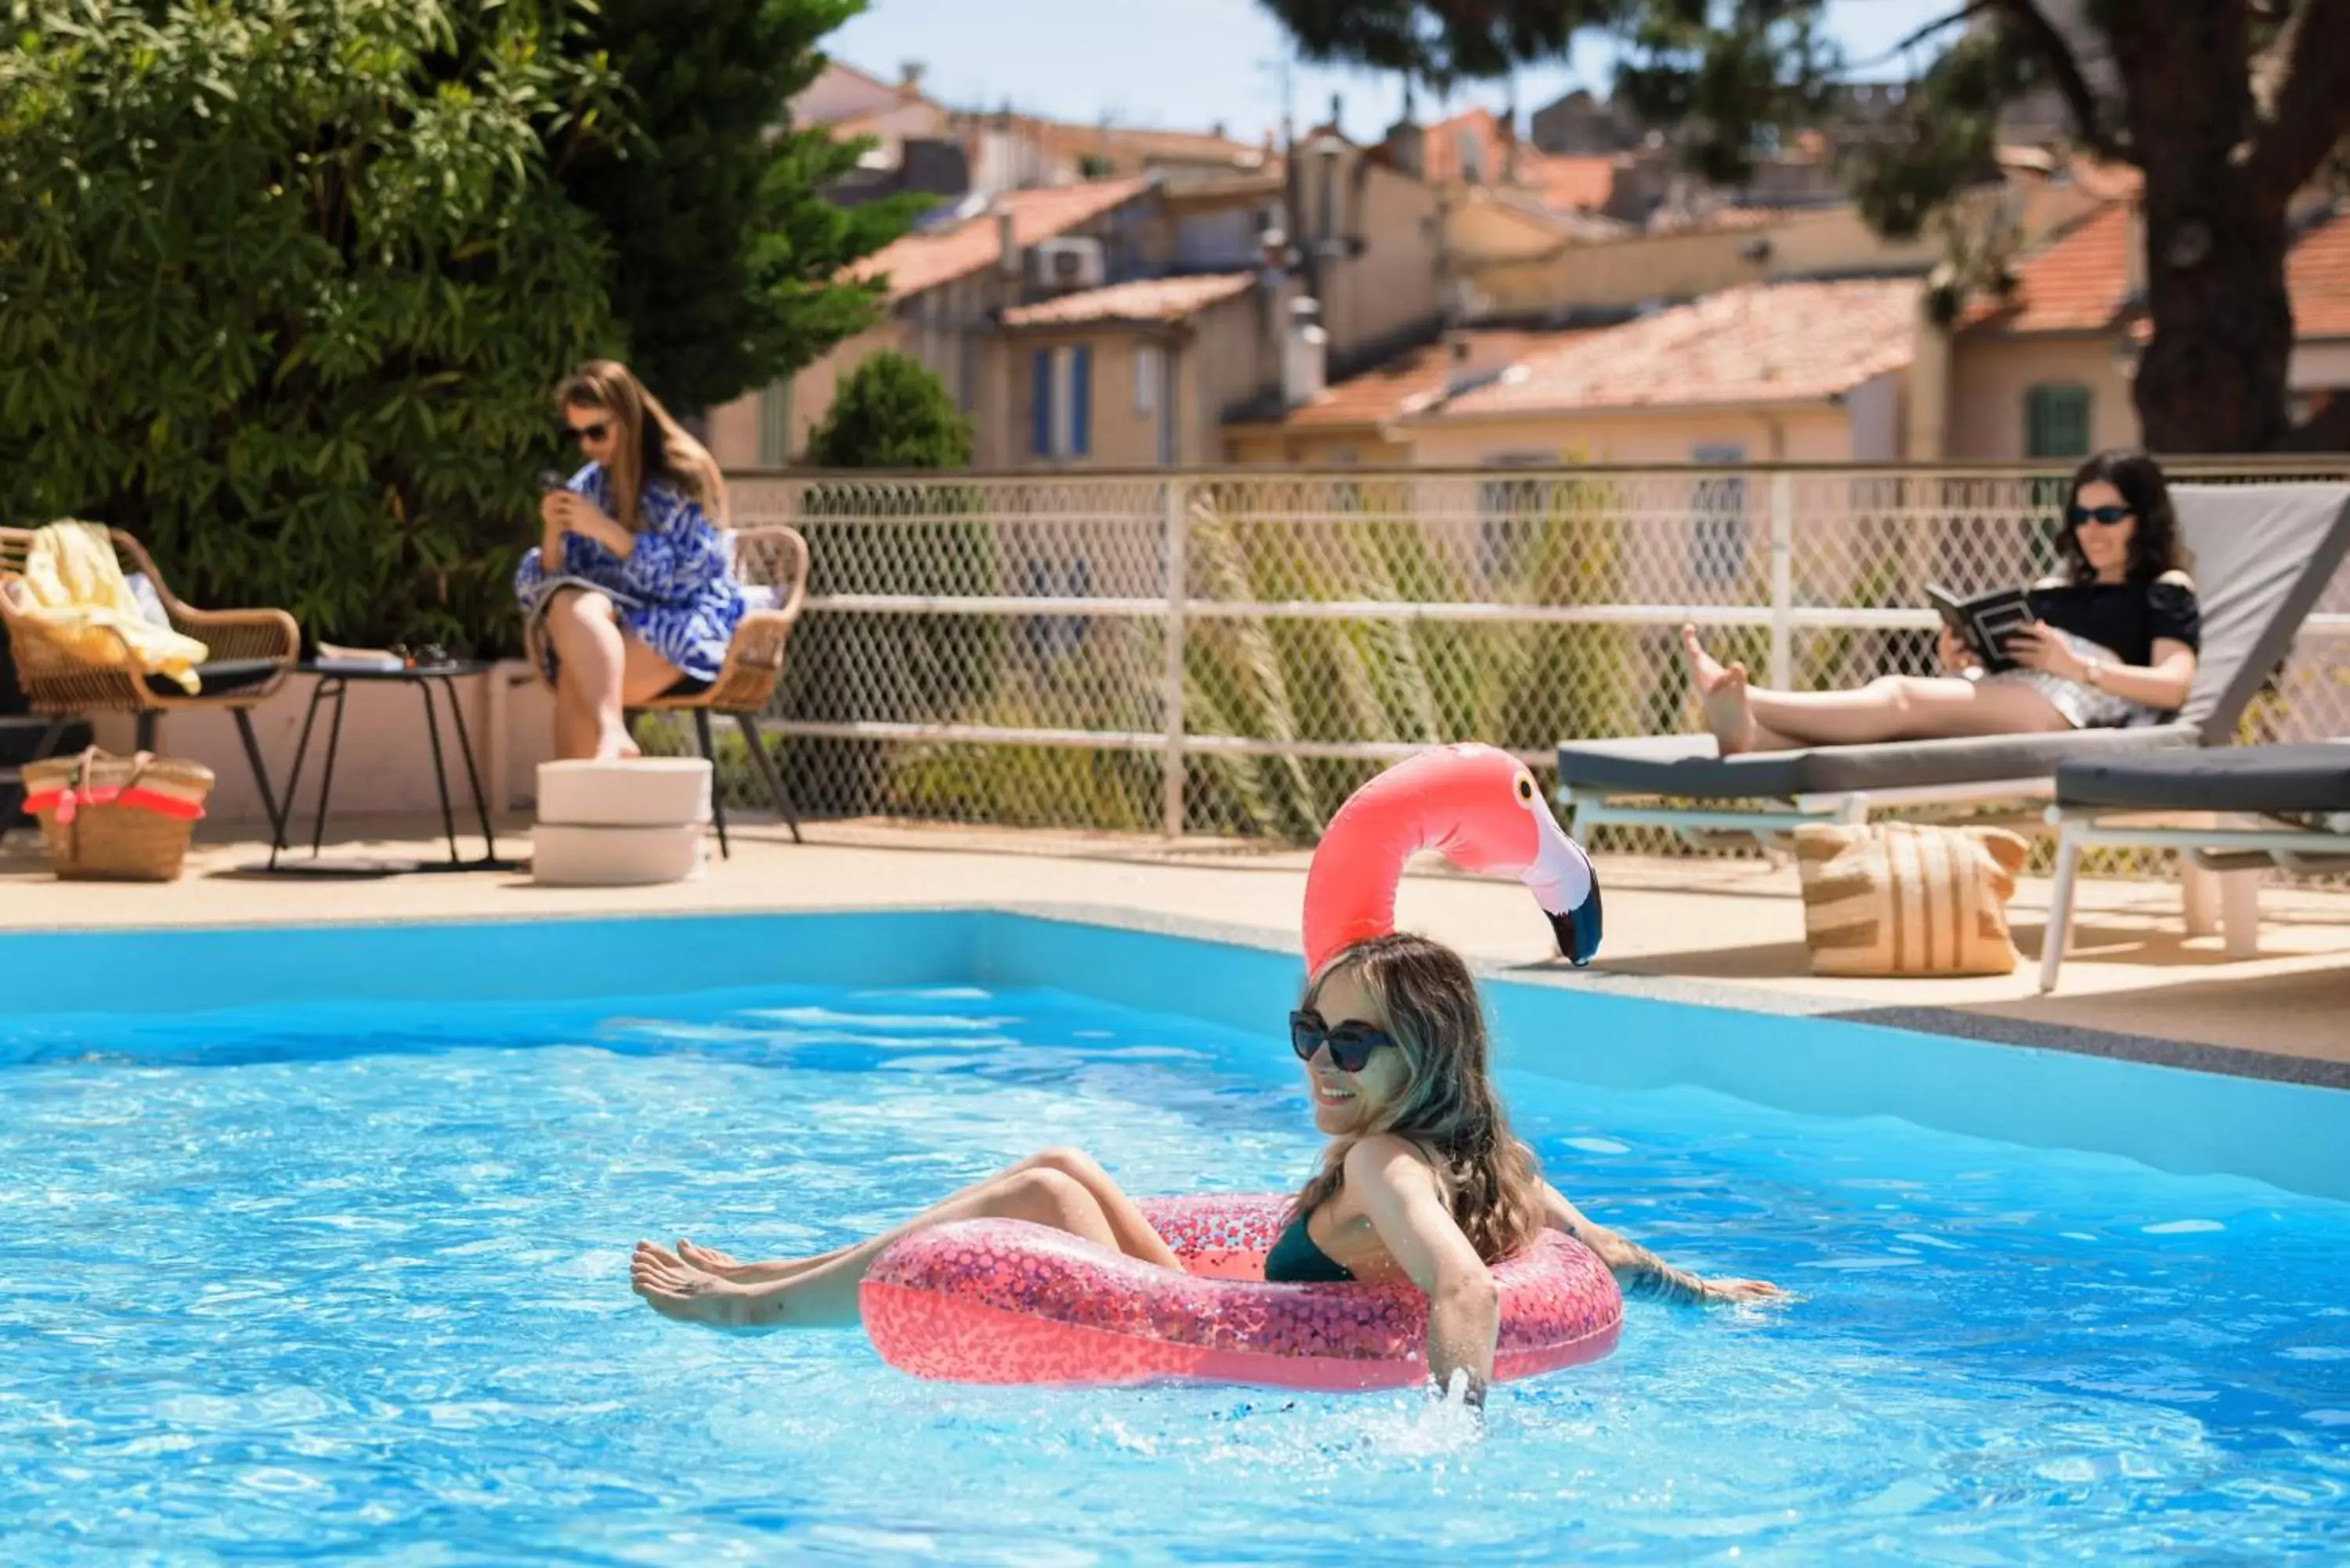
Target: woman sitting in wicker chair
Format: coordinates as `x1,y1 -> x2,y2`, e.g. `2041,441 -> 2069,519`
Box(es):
517,360 -> 745,761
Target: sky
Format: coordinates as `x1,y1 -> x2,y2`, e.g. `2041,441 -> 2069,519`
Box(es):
828,0 -> 1961,146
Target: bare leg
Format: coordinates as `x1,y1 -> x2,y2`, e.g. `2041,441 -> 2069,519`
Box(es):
1680,625 -> 2069,751
634,1161 -> 1167,1328
632,1148 -> 1182,1327
678,1147 -> 1172,1284
544,591 -> 634,761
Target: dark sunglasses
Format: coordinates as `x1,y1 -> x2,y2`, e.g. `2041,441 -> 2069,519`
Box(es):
568,421 -> 611,444
1289,1009 -> 1395,1074
2065,504 -> 2135,529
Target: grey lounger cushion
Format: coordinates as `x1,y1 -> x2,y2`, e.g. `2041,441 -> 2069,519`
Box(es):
1559,724 -> 2196,800
1556,482 -> 2350,804
2056,741 -> 2350,813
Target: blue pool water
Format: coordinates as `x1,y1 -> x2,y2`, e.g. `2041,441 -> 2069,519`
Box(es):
2,978 -> 2345,1563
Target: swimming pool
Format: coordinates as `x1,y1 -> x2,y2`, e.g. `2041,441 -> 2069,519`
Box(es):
2,913 -> 2345,1561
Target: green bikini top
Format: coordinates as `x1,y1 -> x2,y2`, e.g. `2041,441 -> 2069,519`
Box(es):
1265,1208 -> 1354,1284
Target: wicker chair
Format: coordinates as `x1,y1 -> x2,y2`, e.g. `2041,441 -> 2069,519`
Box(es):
526,525 -> 810,856
0,526 -> 300,840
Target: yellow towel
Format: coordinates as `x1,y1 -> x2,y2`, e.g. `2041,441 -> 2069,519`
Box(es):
8,522 -> 209,694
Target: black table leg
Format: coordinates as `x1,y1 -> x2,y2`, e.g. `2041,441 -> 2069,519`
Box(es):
269,681 -> 331,869
415,678 -> 461,866
310,681 -> 350,858
436,674 -> 501,865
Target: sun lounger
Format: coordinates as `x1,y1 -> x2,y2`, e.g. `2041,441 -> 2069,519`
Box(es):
1556,482 -> 2350,840
2037,740 -> 2350,990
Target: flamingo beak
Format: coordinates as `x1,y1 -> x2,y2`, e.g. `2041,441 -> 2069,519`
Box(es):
1518,809 -> 1603,966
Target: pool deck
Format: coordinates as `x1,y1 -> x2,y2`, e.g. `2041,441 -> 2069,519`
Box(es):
5,814 -> 2346,1085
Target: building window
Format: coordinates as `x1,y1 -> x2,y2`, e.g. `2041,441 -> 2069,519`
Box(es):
757,378 -> 794,468
2024,384 -> 2093,459
1031,345 -> 1094,461
1135,343 -> 1161,415
1690,443 -> 1749,587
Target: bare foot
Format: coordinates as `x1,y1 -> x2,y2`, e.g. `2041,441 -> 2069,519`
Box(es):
631,1240 -> 753,1325
676,1237 -> 844,1284
591,726 -> 642,762
1680,625 -> 1757,756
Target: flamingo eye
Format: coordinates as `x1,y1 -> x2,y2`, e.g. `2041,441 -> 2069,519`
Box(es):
1515,775 -> 1535,803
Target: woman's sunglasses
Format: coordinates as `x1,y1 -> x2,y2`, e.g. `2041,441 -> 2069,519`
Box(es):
2065,504 -> 2135,529
567,421 -> 611,444
1289,1010 -> 1395,1073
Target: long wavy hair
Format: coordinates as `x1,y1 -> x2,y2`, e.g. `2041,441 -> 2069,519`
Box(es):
1288,933 -> 1547,1263
556,360 -> 728,531
2060,448 -> 2189,584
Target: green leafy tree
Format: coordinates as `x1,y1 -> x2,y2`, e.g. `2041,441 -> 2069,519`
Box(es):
804,351 -> 976,468
1258,0 -> 2350,452
0,0 -> 620,649
553,0 -> 916,414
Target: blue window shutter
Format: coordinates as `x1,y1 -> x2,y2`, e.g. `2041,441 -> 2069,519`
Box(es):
1071,345 -> 1092,457
1031,349 -> 1052,457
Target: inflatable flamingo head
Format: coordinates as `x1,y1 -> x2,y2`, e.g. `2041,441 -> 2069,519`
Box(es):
1301,743 -> 1603,974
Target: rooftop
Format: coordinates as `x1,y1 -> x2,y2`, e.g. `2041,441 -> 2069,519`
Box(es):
1000,271 -> 1257,327
1968,203 -> 2350,338
852,177 -> 1155,300
1419,108 -> 1618,215
1433,277 -> 1918,418
1233,328 -> 1600,432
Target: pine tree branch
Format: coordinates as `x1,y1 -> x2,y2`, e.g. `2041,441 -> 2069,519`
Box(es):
2245,0 -> 2350,206
1994,0 -> 2128,163
1839,0 -> 1998,76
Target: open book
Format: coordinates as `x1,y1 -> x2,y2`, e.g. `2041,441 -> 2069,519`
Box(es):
1925,583 -> 2036,674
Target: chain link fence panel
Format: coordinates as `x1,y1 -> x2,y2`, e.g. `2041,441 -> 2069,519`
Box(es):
703,463 -> 2350,878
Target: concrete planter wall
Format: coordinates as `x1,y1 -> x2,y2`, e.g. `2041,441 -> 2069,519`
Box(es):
92,660 -> 561,826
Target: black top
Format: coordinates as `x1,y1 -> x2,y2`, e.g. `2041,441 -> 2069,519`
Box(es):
2027,579 -> 2201,667
1264,1209 -> 1354,1283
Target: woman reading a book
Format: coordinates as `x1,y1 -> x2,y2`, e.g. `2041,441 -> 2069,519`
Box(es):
515,361 -> 746,761
1679,449 -> 2200,755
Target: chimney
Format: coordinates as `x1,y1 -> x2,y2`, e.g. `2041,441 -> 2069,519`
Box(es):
996,204 -> 1020,276
1211,120 -> 1227,140
1383,117 -> 1425,181
1444,331 -> 1477,397
1283,296 -> 1328,408
898,60 -> 926,98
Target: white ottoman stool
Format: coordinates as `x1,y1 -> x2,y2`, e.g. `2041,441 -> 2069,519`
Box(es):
533,758 -> 712,886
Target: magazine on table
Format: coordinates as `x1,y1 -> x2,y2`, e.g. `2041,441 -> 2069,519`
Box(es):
1924,583 -> 2037,674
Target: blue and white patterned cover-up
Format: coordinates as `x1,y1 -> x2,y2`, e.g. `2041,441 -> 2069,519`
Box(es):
513,463 -> 745,683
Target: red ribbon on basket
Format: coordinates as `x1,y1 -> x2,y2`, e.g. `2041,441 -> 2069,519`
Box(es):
24,782 -> 206,825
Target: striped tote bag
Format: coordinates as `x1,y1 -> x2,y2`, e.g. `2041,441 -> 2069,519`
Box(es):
1794,822 -> 2031,977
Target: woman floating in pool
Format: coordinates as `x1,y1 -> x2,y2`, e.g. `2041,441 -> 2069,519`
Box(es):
632,747 -> 1781,1402
1679,448 -> 2200,754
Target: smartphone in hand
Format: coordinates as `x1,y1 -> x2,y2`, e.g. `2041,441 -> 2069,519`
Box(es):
537,468 -> 570,493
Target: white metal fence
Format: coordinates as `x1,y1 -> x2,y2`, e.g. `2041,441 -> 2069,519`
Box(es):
706,461 -> 2350,866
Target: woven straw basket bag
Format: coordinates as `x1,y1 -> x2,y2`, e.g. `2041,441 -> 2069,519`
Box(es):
21,747 -> 214,881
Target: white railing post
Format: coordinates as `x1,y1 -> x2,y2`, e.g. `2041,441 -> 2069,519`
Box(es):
1160,475 -> 1189,837
1767,470 -> 1795,689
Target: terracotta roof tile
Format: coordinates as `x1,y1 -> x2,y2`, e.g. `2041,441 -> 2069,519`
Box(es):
2288,211 -> 2350,338
1258,330 -> 1593,430
1966,203 -> 2131,334
1000,272 -> 1256,327
853,177 -> 1155,299
1434,278 -> 1917,417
